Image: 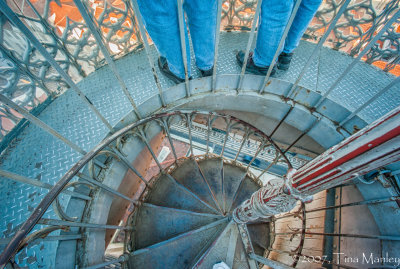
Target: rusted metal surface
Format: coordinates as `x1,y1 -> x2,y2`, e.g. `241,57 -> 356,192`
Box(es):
237,224 -> 258,269
290,202 -> 306,268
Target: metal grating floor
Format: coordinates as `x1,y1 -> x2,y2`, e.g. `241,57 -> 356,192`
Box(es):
0,32 -> 399,268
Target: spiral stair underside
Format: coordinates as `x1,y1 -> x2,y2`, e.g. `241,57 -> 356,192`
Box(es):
129,157 -> 266,269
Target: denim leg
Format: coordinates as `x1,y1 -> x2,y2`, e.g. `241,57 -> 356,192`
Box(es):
137,0 -> 191,79
253,0 -> 294,67
184,0 -> 217,71
283,0 -> 322,53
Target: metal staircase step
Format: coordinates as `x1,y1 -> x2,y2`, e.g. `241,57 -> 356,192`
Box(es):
192,222 -> 236,269
128,218 -> 228,269
223,164 -> 248,214
171,159 -> 221,213
146,174 -> 216,214
190,221 -> 233,269
229,177 -> 261,213
197,158 -> 225,214
133,203 -> 222,249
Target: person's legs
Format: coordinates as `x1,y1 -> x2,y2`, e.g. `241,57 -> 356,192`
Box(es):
137,0 -> 191,79
184,0 -> 217,72
252,0 -> 294,67
282,0 -> 322,53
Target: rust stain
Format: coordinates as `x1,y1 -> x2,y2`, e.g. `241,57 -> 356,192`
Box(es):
353,125 -> 360,134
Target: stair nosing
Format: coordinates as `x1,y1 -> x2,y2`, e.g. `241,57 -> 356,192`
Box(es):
132,217 -> 229,255
195,158 -> 225,214
141,202 -> 223,218
166,174 -> 221,215
191,221 -> 235,269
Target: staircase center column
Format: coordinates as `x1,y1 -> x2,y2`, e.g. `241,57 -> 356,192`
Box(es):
233,106 -> 400,223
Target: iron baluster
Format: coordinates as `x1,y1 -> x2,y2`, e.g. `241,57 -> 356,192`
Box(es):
38,218 -> 132,230
186,113 -> 195,157
0,44 -> 52,97
110,146 -> 151,186
233,127 -> 251,162
254,152 -> 280,181
130,0 -> 166,107
259,0 -> 303,94
313,9 -> 400,109
286,0 -> 352,99
177,0 -> 190,97
237,0 -> 263,93
77,172 -> 139,204
339,77 -> 400,128
206,113 -> 212,156
269,105 -> 294,138
73,0 -> 142,119
159,117 -> 179,161
0,95 -> 106,168
0,234 -> 82,246
220,116 -> 232,158
0,169 -> 90,200
245,140 -> 268,171
137,128 -> 164,171
212,0 -> 223,92
283,116 -> 321,154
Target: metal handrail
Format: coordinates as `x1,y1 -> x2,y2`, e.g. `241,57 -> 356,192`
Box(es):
0,110 -> 292,267
0,0 -> 398,143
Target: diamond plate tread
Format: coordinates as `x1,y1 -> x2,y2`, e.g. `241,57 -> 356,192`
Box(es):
0,31 -> 398,268
133,203 -> 221,249
215,32 -> 400,124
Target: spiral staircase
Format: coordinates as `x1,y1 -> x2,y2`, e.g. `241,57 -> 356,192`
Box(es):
0,0 -> 400,269
128,157 -> 266,269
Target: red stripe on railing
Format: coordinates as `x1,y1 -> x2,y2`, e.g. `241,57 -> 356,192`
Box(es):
306,149 -> 400,192
294,125 -> 400,189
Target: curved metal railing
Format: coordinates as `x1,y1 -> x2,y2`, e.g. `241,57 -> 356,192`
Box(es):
0,110 -> 297,267
0,0 -> 399,268
0,110 -> 398,268
0,0 -> 399,145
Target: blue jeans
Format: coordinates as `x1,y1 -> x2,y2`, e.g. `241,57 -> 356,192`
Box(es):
137,0 -> 217,79
253,0 -> 322,67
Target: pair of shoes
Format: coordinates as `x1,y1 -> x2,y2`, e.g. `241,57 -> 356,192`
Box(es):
236,50 -> 276,76
199,67 -> 213,77
277,52 -> 293,71
158,56 -> 186,84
